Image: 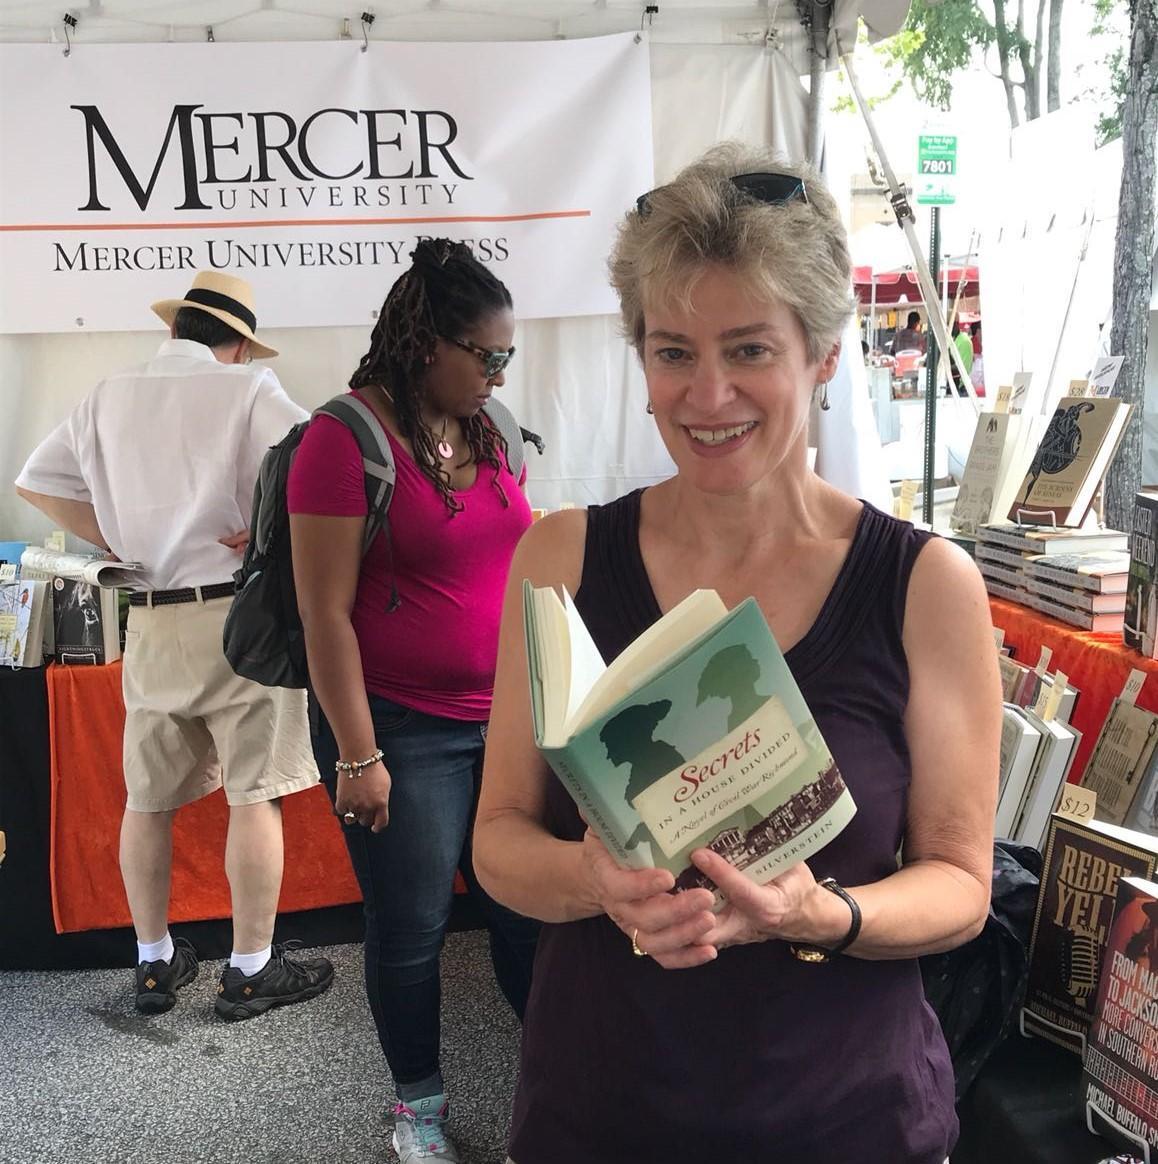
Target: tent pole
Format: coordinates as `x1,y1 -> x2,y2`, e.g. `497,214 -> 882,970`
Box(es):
806,1 -> 831,167
838,48 -> 978,412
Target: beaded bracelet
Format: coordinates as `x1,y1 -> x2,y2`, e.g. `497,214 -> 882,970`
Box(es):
334,749 -> 384,779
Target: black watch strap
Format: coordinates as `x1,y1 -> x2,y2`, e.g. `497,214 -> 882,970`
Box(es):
789,877 -> 862,963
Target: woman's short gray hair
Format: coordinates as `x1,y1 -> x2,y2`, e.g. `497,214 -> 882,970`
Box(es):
609,143 -> 856,365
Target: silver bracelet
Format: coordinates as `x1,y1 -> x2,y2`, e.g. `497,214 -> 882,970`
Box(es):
334,749 -> 384,779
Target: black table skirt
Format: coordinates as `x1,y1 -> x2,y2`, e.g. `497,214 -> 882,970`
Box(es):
954,1033 -> 1120,1164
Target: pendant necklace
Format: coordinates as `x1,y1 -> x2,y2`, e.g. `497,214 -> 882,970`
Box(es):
437,417 -> 454,461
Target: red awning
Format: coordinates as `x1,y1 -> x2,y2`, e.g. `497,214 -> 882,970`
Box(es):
853,265 -> 979,306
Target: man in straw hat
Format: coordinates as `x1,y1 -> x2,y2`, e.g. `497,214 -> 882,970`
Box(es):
16,271 -> 334,1020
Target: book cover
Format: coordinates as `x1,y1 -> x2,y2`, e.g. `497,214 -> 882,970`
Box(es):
951,412 -> 1014,535
1082,701 -> 1158,825
52,577 -> 121,665
1007,397 -> 1132,527
1082,875 -> 1158,1157
524,584 -> 856,894
0,579 -> 47,667
1125,491 -> 1158,657
1016,719 -> 1082,851
1023,816 -> 1158,1054
996,705 -> 1043,834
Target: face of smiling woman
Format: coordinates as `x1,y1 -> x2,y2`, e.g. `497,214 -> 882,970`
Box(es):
642,266 -> 839,497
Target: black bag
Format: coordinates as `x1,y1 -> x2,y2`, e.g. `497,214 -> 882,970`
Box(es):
223,393 -> 534,688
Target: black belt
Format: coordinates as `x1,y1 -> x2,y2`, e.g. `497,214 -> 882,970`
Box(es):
129,582 -> 235,607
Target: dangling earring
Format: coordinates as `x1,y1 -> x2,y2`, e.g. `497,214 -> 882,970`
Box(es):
817,380 -> 831,411
645,400 -> 654,415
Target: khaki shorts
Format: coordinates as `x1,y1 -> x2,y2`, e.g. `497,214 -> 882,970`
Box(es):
121,595 -> 318,812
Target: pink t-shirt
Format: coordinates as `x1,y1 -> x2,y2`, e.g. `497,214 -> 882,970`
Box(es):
286,392 -> 531,720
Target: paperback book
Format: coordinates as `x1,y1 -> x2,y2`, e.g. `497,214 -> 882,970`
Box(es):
0,579 -> 49,667
52,577 -> 121,665
1082,700 -> 1158,825
1007,397 -> 1132,527
979,522 -> 1128,558
1125,490 -> 1158,657
1023,816 -> 1158,1054
523,583 -> 856,895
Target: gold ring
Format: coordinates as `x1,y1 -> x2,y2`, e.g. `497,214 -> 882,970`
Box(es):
630,928 -> 647,958
342,811 -> 357,825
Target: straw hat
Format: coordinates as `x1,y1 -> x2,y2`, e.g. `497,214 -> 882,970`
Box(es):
151,271 -> 277,359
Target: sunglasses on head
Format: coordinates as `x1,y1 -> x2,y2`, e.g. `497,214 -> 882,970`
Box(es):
444,336 -> 516,379
634,171 -> 809,218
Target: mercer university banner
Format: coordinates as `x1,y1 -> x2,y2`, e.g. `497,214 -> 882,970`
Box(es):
0,34 -> 653,332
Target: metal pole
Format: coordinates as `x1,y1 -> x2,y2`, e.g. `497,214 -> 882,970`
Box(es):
839,50 -> 977,409
870,276 -> 877,351
923,208 -> 941,526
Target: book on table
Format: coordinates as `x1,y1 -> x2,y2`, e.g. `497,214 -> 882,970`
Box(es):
1025,576 -> 1127,615
1004,707 -> 1081,851
0,578 -> 50,668
979,522 -> 1128,559
1006,396 -> 1132,527
1023,815 -> 1158,1055
996,705 -> 1043,837
1023,550 -> 1130,594
522,582 -> 856,897
18,546 -> 143,588
1125,490 -> 1158,658
1081,874 -> 1158,1156
1022,591 -> 1126,634
1081,700 -> 1158,826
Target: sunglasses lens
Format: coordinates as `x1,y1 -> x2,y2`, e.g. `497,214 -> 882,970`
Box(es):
485,352 -> 512,377
731,172 -> 806,205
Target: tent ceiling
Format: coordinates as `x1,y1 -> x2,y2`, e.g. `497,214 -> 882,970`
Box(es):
0,1 -> 911,68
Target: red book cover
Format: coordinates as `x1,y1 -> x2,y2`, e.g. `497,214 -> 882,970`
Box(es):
1083,875 -> 1158,1157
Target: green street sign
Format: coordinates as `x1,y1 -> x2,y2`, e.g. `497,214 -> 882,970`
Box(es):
916,133 -> 957,206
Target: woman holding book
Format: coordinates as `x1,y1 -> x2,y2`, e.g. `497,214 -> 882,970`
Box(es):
474,146 -> 1002,1163
287,239 -> 540,1164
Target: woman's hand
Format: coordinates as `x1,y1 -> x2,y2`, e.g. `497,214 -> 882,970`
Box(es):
582,831 -> 718,970
688,849 -> 839,952
334,760 -> 392,833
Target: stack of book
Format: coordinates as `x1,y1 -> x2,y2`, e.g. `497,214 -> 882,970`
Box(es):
1022,549 -> 1131,633
975,522 -> 1127,610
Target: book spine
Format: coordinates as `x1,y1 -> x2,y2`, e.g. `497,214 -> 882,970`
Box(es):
1024,561 -> 1103,592
1026,578 -> 1096,612
542,746 -> 634,866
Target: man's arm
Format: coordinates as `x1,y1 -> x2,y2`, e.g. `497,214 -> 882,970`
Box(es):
14,487 -> 109,550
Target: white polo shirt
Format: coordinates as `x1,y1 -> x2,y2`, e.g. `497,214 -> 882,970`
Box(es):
16,338 -> 307,590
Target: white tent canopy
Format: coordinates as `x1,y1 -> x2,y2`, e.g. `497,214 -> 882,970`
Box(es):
0,0 -> 901,541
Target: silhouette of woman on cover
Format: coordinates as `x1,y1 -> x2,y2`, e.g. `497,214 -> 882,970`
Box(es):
599,700 -> 685,805
696,644 -> 767,731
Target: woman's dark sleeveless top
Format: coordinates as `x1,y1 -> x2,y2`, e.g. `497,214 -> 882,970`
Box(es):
508,492 -> 958,1164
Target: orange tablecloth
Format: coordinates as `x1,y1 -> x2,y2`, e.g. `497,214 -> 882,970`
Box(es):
987,597 -> 1158,782
46,662 -> 361,933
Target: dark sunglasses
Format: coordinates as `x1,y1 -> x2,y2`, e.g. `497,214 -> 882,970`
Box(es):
443,336 -> 516,378
635,171 -> 809,218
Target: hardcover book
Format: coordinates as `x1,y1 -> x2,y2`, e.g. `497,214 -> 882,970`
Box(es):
1025,577 -> 1127,615
1082,875 -> 1158,1156
1125,490 -> 1158,657
1023,550 -> 1131,594
1023,816 -> 1158,1054
1007,396 -> 1132,527
978,522 -> 1128,558
523,583 -> 856,895
950,412 -> 1019,535
0,579 -> 48,667
1023,591 -> 1126,634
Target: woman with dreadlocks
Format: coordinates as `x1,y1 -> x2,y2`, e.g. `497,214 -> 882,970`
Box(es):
287,239 -> 540,1164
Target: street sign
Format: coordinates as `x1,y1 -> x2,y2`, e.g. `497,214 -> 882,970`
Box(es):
916,133 -> 957,206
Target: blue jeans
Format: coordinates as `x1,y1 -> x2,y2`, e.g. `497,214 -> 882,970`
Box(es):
312,693 -> 540,1087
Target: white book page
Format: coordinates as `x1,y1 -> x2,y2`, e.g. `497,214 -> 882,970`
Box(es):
567,589 -> 728,737
561,588 -> 608,735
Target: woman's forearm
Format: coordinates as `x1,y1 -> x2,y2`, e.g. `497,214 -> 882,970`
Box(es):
474,808 -> 603,924
301,612 -> 377,762
838,859 -> 989,960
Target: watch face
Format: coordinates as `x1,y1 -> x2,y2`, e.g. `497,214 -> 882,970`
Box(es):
790,946 -> 830,964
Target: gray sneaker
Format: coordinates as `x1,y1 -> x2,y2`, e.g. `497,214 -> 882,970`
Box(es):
391,1094 -> 459,1162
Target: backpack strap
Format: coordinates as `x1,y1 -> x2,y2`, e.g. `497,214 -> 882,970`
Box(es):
314,395 -> 396,555
481,397 -> 526,481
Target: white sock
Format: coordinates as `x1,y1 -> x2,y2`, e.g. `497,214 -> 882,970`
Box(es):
230,946 -> 272,976
138,933 -> 174,965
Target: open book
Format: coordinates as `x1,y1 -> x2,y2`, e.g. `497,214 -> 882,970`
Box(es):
19,547 -> 143,588
523,582 -> 856,896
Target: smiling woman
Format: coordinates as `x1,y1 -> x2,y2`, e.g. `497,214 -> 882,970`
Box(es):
473,143 -> 1003,1164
